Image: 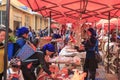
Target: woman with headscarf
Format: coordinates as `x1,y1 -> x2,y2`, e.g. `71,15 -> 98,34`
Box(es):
82,28 -> 98,80
36,43 -> 56,75
15,27 -> 55,80
41,43 -> 55,58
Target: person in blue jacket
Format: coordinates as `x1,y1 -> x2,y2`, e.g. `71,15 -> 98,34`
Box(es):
82,28 -> 98,80
15,27 -> 55,80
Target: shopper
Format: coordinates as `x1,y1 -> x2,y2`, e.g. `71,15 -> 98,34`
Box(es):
82,28 -> 98,80
15,27 -> 55,80
0,25 -> 6,80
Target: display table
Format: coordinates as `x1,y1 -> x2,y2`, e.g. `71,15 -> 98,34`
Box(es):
49,56 -> 81,65
52,45 -> 86,70
37,45 -> 86,80
59,45 -> 86,58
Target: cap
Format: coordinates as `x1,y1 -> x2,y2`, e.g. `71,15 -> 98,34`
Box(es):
16,26 -> 29,37
42,43 -> 55,53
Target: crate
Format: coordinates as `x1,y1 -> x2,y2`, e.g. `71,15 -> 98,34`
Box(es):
16,43 -> 35,61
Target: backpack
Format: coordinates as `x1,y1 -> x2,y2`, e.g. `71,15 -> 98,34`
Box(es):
8,69 -> 20,80
8,42 -> 20,61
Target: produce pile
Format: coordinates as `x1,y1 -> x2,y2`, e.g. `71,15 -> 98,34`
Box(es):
37,65 -> 86,80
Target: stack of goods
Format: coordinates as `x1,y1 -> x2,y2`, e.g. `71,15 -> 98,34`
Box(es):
37,65 -> 70,80
59,45 -> 79,57
49,56 -> 81,65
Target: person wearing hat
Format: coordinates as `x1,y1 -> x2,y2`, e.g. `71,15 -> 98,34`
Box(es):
82,28 -> 98,80
7,57 -> 24,80
36,43 -> 56,76
0,24 -> 13,79
41,43 -> 55,62
0,25 -> 6,80
15,27 -> 29,48
15,27 -> 55,80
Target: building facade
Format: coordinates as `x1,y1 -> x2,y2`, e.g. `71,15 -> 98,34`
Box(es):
0,0 -> 49,31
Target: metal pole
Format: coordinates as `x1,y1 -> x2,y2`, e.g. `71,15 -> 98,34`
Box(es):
4,0 -> 10,80
38,16 -> 42,48
116,17 -> 119,35
117,17 -> 120,79
44,17 -> 46,30
118,48 -> 120,80
48,11 -> 51,36
44,17 -> 45,28
107,11 -> 110,73
48,17 -> 49,36
1,11 -> 2,24
50,11 -> 52,36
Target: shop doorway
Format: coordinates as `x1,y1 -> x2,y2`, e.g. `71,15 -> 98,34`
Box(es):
13,21 -> 21,35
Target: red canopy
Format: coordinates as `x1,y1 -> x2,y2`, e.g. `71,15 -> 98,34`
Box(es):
18,0 -> 120,24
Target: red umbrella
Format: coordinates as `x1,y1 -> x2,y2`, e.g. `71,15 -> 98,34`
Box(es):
18,0 -> 120,24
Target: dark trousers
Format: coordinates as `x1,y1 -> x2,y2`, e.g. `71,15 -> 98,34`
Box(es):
84,59 -> 97,80
21,53 -> 40,80
21,66 -> 36,80
0,72 -> 3,80
84,68 -> 96,80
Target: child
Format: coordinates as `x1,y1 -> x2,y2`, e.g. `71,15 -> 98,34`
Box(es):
7,57 -> 24,80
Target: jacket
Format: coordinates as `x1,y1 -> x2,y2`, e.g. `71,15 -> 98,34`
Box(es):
0,43 -> 4,73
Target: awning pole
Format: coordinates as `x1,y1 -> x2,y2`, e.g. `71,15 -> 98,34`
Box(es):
50,11 -> 52,36
116,17 -> 118,34
44,17 -> 45,28
44,17 -> 46,36
4,0 -> 10,80
107,11 -> 110,73
48,11 -> 51,36
38,16 -> 42,48
116,17 -> 119,77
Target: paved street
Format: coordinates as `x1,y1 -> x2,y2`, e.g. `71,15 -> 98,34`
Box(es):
95,65 -> 118,80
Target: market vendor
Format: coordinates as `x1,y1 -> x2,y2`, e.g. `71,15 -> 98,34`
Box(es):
41,43 -> 55,58
36,43 -> 56,76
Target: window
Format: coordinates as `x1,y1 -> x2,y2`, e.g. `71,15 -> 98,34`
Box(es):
25,15 -> 30,27
0,1 -> 1,5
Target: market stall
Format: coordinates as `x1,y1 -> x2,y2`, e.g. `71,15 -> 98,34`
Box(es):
9,0 -> 120,80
